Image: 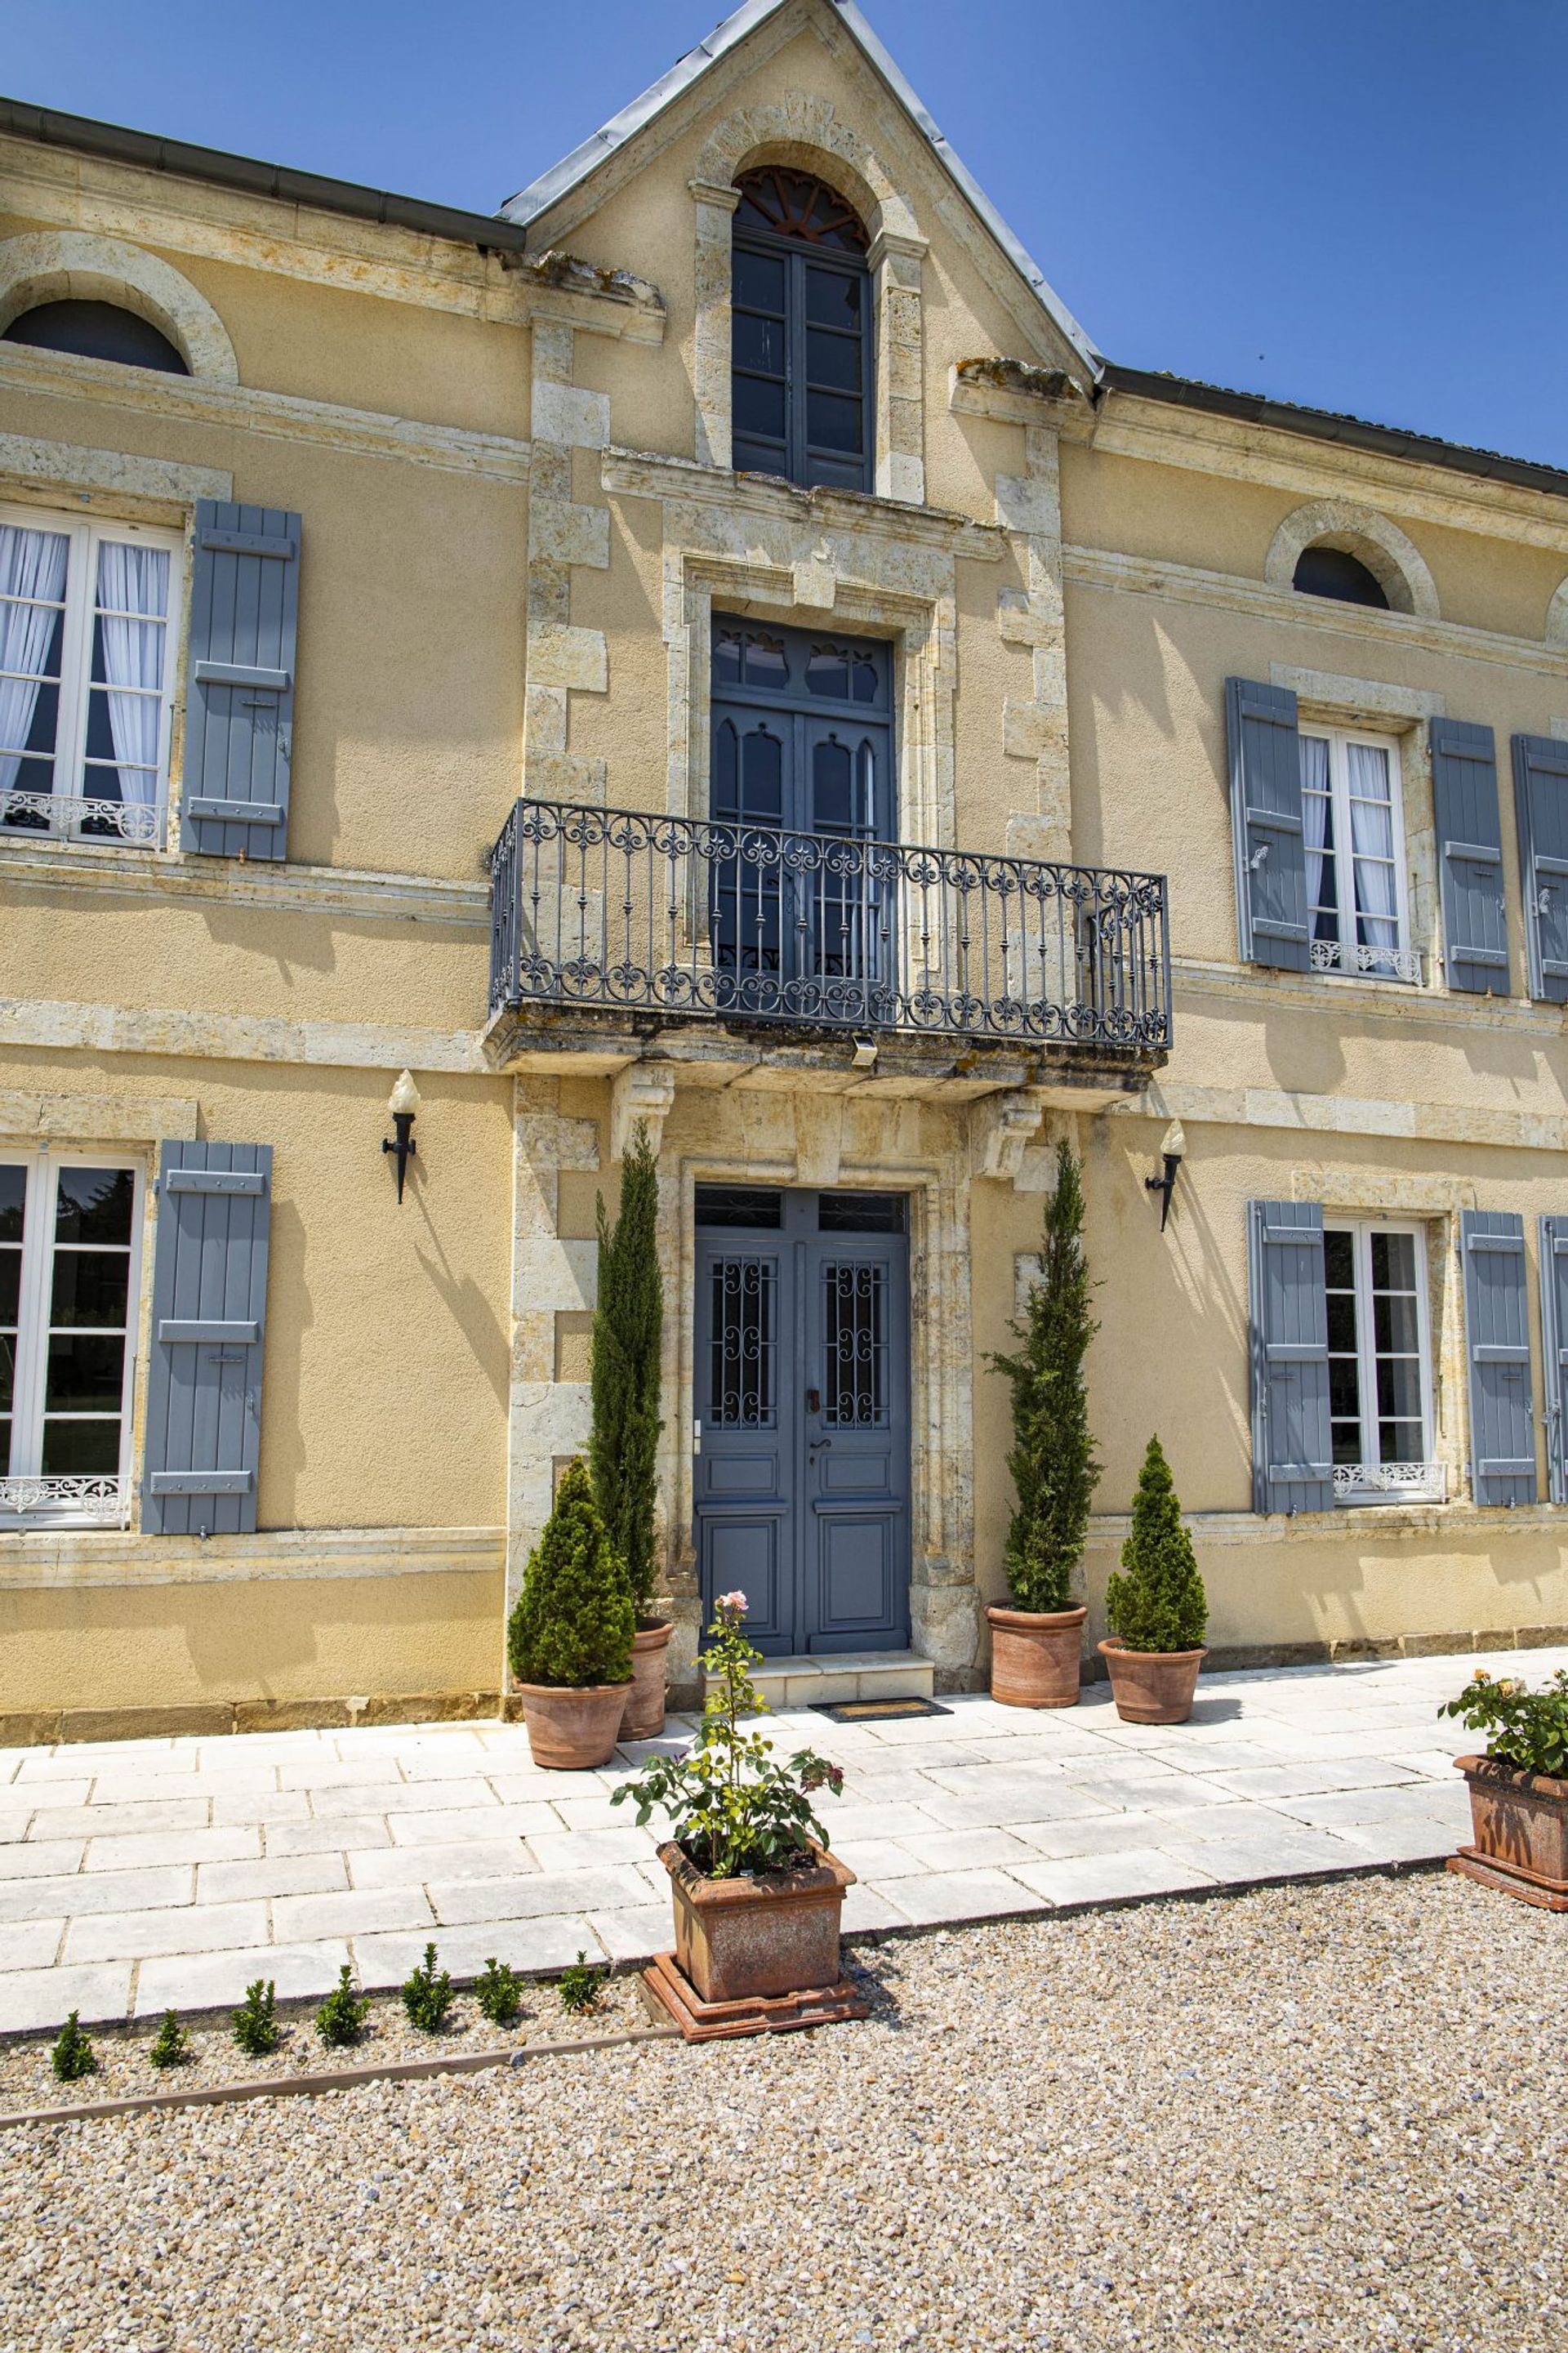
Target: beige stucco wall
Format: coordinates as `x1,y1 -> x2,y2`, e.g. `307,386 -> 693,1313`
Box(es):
4,0 -> 1568,1736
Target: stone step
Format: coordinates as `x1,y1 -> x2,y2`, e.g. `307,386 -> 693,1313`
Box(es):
708,1650 -> 935,1712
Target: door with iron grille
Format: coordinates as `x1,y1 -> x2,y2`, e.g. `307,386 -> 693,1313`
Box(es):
693,1186 -> 910,1656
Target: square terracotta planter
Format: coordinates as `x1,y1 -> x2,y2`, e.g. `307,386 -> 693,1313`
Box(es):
1448,1754 -> 1568,1910
657,1838 -> 855,2004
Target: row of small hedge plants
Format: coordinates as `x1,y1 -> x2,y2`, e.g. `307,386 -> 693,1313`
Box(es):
47,1947 -> 607,2083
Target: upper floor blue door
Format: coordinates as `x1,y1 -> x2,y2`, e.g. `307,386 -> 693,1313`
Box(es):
709,616 -> 896,1026
693,1185 -> 911,1657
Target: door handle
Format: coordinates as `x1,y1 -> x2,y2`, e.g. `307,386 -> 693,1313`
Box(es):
809,1436 -> 833,1452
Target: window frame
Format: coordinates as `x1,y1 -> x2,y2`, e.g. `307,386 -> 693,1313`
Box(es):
0,1147 -> 145,1527
1323,1216 -> 1440,1504
0,500 -> 182,849
1298,720 -> 1417,984
730,214 -> 875,495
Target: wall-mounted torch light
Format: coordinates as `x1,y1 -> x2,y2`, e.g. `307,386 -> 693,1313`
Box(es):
383,1069 -> 421,1203
1144,1117 -> 1185,1232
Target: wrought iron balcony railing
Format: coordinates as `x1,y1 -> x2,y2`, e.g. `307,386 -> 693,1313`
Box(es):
489,800 -> 1172,1054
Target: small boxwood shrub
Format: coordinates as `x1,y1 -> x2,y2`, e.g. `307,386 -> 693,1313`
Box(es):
506,1459 -> 635,1689
475,1957 -> 523,2028
149,2010 -> 189,2070
314,1966 -> 370,2048
558,1952 -> 607,2015
232,1978 -> 280,2058
1106,1434 -> 1207,1654
401,1943 -> 454,2034
51,2011 -> 96,2083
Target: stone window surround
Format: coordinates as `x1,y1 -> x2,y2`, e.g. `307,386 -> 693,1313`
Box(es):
1289,1170 -> 1477,1514
0,230 -> 239,385
688,98 -> 928,506
0,447 -> 230,862
664,546 -> 956,858
664,1130 -> 976,1689
1265,498 -> 1440,622
1267,663 -> 1446,997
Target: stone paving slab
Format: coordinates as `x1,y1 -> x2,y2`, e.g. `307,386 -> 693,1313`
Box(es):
0,1642 -> 1561,2035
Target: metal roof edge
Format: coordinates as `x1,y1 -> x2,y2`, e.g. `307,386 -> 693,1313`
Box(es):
1103,363 -> 1568,503
0,96 -> 536,256
500,0 -> 1102,378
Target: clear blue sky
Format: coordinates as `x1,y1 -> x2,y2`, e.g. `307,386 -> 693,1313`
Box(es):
9,0 -> 1566,466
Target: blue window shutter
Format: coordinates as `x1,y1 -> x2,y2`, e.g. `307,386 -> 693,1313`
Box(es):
1246,1199 -> 1332,1513
1510,733 -> 1568,1005
1431,718 -> 1509,995
1460,1210 -> 1536,1506
1539,1216 -> 1568,1503
184,501 -> 300,861
1226,678 -> 1307,970
141,1142 -> 273,1535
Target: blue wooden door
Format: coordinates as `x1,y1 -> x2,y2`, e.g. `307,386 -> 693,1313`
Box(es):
709,617 -> 894,1025
694,1187 -> 910,1656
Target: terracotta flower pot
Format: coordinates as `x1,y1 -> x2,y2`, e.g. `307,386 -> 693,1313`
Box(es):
514,1680 -> 633,1770
657,1838 -> 856,2004
987,1603 -> 1087,1709
1098,1636 -> 1206,1725
621,1620 -> 673,1741
1450,1755 -> 1568,1910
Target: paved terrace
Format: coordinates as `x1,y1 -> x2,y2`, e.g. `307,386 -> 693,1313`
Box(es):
3,1644 -> 1561,2037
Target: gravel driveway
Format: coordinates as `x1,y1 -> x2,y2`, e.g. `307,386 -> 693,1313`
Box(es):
2,1868 -> 1562,2351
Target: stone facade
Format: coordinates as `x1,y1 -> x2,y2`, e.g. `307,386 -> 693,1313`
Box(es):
2,0 -> 1568,1740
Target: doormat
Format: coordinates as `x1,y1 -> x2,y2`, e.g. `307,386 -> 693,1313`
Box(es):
808,1696 -> 952,1723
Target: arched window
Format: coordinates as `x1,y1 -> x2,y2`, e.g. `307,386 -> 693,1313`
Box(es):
1292,543 -> 1390,610
3,299 -> 188,376
731,167 -> 871,493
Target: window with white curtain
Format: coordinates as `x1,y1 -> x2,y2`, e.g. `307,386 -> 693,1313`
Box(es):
0,505 -> 180,848
1299,725 -> 1417,983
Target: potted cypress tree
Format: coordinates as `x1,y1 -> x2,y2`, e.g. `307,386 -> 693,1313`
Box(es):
986,1139 -> 1099,1706
507,1459 -> 635,1767
1099,1434 -> 1208,1723
589,1124 -> 670,1739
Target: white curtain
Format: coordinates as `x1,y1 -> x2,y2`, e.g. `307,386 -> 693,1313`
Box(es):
1347,742 -> 1398,956
1299,733 -> 1333,934
0,524 -> 69,796
95,541 -> 169,812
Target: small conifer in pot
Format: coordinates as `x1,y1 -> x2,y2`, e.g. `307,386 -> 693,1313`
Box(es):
506,1459 -> 636,1768
1100,1434 -> 1209,1724
985,1139 -> 1099,1707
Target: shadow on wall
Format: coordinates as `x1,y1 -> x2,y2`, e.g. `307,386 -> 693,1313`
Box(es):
1089,1117 -> 1250,1514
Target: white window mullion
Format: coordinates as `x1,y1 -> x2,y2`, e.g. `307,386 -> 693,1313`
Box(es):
1353,1225 -> 1380,1467
51,519 -> 93,836
8,1155 -> 51,1476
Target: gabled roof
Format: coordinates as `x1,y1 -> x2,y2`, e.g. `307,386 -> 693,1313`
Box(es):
499,0 -> 1102,379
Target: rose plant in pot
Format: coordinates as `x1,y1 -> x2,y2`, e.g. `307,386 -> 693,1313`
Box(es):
986,1139 -> 1099,1708
1441,1665 -> 1568,1910
612,1593 -> 861,2038
1099,1434 -> 1208,1725
506,1459 -> 635,1770
589,1124 -> 670,1740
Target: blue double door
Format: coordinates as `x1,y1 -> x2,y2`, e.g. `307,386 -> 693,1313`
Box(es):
693,1185 -> 911,1656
